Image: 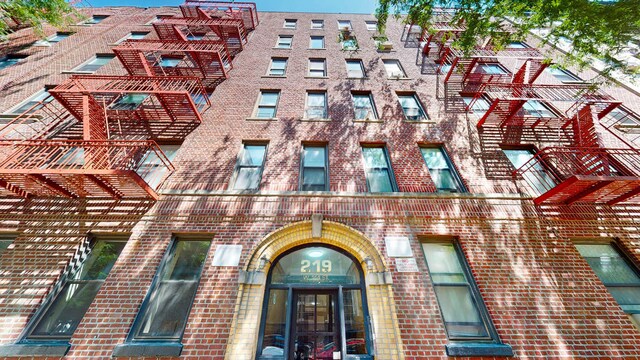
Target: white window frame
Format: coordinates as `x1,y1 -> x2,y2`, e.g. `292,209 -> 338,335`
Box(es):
276,35 -> 293,49
308,59 -> 327,77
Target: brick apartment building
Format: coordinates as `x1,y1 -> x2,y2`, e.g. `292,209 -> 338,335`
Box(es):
0,1 -> 640,359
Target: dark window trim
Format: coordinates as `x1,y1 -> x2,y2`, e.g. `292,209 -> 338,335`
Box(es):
361,144 -> 398,192
351,91 -> 378,120
396,91 -> 428,121
419,144 -> 468,193
574,238 -> 640,292
255,90 -> 281,118
230,141 -> 269,190
299,142 -> 329,191
345,59 -> 366,78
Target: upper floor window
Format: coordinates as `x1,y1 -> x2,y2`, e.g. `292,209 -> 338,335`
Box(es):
462,96 -> 491,118
0,234 -> 15,254
7,89 -> 52,115
233,143 -> 267,190
115,31 -> 149,44
268,58 -> 288,76
503,148 -> 556,194
138,144 -> 180,189
382,59 -> 407,78
109,94 -> 149,111
254,90 -> 280,119
362,146 -> 396,192
352,92 -> 377,120
522,100 -> 557,118
309,36 -> 325,49
81,15 -> 109,25
337,20 -> 352,30
606,107 -> 640,126
311,19 -> 324,29
476,62 -> 509,75
506,41 -> 529,49
35,32 -> 70,46
576,242 -> 640,329
284,19 -> 297,29
145,14 -> 174,25
346,59 -> 365,78
308,58 -> 327,77
0,54 -> 27,70
421,146 -> 466,192
276,35 -> 293,49
365,21 -> 377,31
546,67 -> 582,82
72,54 -> 115,73
300,145 -> 328,191
397,93 -> 428,121
24,238 -> 126,341
304,91 -> 328,120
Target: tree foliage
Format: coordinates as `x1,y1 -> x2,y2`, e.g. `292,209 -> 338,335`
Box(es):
376,0 -> 640,77
0,0 -> 78,38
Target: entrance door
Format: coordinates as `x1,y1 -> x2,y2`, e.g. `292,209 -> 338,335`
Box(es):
291,290 -> 340,360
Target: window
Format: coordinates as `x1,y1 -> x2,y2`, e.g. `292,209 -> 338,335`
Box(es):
382,59 -> 407,78
546,67 -> 582,82
128,239 -> 210,342
7,89 -> 52,115
421,147 -> 466,192
362,146 -> 396,192
233,143 -> 267,190
346,59 -> 365,78
35,32 -> 70,46
304,91 -> 327,119
309,36 -> 325,49
352,92 -> 377,120
365,21 -> 377,31
503,148 -> 556,194
138,144 -> 180,189
462,96 -> 491,118
254,90 -> 280,119
81,15 -> 109,25
186,34 -> 204,41
522,100 -> 557,118
397,93 -> 428,121
576,242 -> 640,328
115,31 -> 149,44
284,19 -> 297,29
338,20 -> 352,30
145,14 -> 173,25
72,54 -> 115,73
311,19 -> 324,29
157,56 -> 182,67
25,238 -> 125,340
421,241 -> 498,340
300,145 -> 328,191
109,93 -> 149,111
276,35 -> 293,49
268,58 -> 287,76
0,55 -> 26,70
606,107 -> 640,126
308,58 -> 327,77
506,41 -> 529,49
0,235 -> 14,254
475,62 -> 509,75
341,36 -> 358,51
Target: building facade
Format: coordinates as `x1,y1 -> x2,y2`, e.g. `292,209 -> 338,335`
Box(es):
0,2 -> 640,359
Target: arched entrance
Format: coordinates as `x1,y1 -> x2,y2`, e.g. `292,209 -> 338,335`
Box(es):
224,220 -> 405,360
258,244 -> 371,359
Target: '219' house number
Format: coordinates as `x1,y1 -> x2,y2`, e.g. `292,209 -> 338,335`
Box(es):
300,260 -> 332,273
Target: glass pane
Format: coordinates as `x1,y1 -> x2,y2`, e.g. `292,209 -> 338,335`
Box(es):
608,287 -> 640,308
30,281 -> 102,338
74,241 -> 126,281
422,243 -> 467,284
234,167 -> 261,190
260,92 -> 279,106
362,147 -> 387,168
161,240 -> 210,281
344,289 -> 367,354
240,145 -> 266,166
257,107 -> 276,118
522,100 -> 555,118
315,335 -> 337,360
421,148 -> 448,170
0,239 -> 12,253
384,61 -> 403,77
504,149 -> 534,169
160,57 -> 181,67
309,60 -> 325,71
310,37 -> 324,48
110,93 -> 149,110
434,285 -> 489,338
261,289 -> 287,357
136,280 -> 198,339
303,146 -> 326,167
294,334 -> 315,360
366,168 -> 393,192
303,168 -> 326,187
576,244 -> 640,285
271,247 -> 360,285
431,169 -> 459,192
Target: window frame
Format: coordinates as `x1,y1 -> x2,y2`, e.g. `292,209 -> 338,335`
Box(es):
0,54 -> 27,70
252,90 -> 281,119
267,57 -> 288,76
345,59 -> 366,78
337,20 -> 352,30
125,236 -> 211,343
351,91 -> 378,120
283,19 -> 297,29
114,31 -> 149,45
5,88 -> 53,115
547,66 -> 583,83
79,15 -> 109,26
365,21 -> 377,31
382,59 -> 407,79
34,32 -> 72,46
475,62 -> 510,75
299,143 -> 329,191
231,142 -> 269,190
304,91 -> 328,120
361,145 -> 398,193
0,233 -> 16,255
311,19 -> 324,29
397,92 -> 428,121
420,145 -> 467,193
307,58 -> 327,77
420,238 -> 502,342
275,35 -> 293,49
309,35 -> 325,49
70,54 -> 115,73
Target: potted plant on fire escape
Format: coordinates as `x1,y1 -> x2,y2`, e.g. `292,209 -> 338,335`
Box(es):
338,26 -> 359,51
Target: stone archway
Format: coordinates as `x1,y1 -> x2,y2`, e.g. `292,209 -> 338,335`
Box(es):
224,220 -> 405,360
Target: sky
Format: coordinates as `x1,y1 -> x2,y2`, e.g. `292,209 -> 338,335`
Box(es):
84,0 -> 379,14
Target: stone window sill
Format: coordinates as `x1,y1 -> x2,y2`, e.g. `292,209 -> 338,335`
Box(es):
261,75 -> 287,78
445,342 -> 513,357
246,117 -> 278,121
0,343 -> 71,357
112,342 -> 183,357
301,118 -> 332,122
353,118 -> 383,123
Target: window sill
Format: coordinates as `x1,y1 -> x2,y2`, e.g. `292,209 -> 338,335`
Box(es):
261,75 -> 287,78
387,77 -> 412,80
0,343 -> 71,357
376,49 -> 396,53
404,119 -> 436,124
346,77 -> 368,80
61,70 -> 95,74
301,118 -> 332,122
272,47 -> 292,50
304,76 -> 329,79
246,117 -> 278,121
112,342 -> 183,357
353,118 -> 383,123
445,342 -> 513,357
307,48 -> 326,50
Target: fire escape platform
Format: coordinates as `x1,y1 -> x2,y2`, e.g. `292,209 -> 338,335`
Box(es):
154,17 -> 247,55
181,1 -> 258,30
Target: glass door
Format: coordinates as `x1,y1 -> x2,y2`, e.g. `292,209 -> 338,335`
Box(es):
291,290 -> 340,360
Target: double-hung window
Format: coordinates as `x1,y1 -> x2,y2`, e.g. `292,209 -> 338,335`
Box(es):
338,20 -> 352,30
115,31 -> 149,44
0,55 -> 27,70
308,59 -> 327,77
72,54 -> 115,73
35,32 -> 70,46
137,144 -> 180,190
503,148 -> 556,195
276,35 -> 293,49
462,96 -> 491,119
362,146 -> 396,192
546,67 -> 582,83
522,100 -> 557,118
352,92 -> 377,120
126,238 -> 210,342
476,62 -> 509,75
81,15 -> 109,25
606,107 -> 640,127
109,93 -> 149,111
309,36 -> 325,49
268,58 -> 287,76
576,242 -> 640,329
300,145 -> 328,191
7,89 -> 52,115
284,19 -> 297,29
232,143 -> 267,190
304,91 -> 327,119
365,21 -> 377,31
383,59 -> 406,78
311,20 -> 324,29
346,59 -> 365,78
398,93 -> 428,121
24,238 -> 126,340
421,146 -> 466,193
254,90 -> 280,119
506,41 -> 529,49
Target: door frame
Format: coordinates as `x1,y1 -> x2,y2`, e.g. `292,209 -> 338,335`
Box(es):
290,288 -> 341,360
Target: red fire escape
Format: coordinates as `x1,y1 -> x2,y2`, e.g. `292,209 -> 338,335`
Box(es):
153,17 -> 247,56
0,0 -> 258,200
180,1 -> 258,31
